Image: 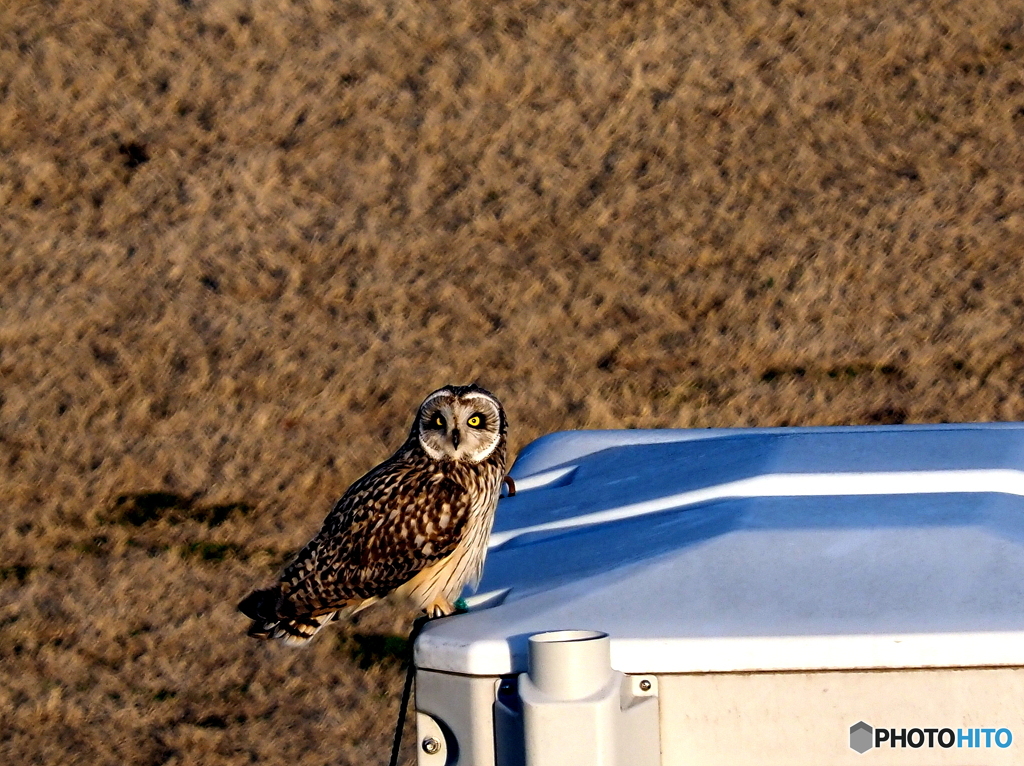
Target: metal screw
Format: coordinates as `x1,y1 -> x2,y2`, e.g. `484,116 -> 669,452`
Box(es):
639,679 -> 652,692
421,737 -> 442,755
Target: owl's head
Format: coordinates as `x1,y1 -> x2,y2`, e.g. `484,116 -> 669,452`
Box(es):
414,384 -> 506,464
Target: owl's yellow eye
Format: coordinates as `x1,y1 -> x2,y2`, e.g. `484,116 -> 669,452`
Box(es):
433,414 -> 446,429
467,414 -> 484,428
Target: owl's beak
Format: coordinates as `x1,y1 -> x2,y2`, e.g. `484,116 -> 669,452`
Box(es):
451,429 -> 460,449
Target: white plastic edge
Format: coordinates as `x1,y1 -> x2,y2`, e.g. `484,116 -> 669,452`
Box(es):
416,631 -> 1024,676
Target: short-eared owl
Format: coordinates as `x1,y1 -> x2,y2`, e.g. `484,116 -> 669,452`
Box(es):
238,384 -> 508,644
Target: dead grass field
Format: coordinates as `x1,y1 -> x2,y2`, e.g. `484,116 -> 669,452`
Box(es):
3,0 -> 1024,763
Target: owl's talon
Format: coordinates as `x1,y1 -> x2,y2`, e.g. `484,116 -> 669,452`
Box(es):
503,476 -> 516,497
423,591 -> 464,618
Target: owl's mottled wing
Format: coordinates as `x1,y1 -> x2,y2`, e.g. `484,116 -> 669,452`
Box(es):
275,455 -> 474,617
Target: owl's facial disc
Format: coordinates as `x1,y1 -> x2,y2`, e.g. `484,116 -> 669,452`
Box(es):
417,388 -> 502,463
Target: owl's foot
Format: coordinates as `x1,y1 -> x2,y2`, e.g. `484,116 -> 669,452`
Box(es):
424,596 -> 455,618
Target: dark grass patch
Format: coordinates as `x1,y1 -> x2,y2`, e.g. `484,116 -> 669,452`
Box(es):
118,142 -> 150,170
106,492 -> 253,528
864,406 -> 909,425
179,541 -> 245,564
195,715 -> 228,729
126,538 -> 172,557
760,366 -> 806,382
0,564 -> 33,584
121,535 -> 284,567
337,632 -> 409,669
761,363 -> 902,383
75,535 -> 110,556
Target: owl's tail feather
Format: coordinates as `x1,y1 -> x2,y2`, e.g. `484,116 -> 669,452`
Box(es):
237,587 -> 280,623
237,587 -> 330,645
238,587 -> 371,646
269,613 -> 336,645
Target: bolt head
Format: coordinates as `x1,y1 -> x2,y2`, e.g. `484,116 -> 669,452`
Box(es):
639,679 -> 652,692
421,737 -> 442,755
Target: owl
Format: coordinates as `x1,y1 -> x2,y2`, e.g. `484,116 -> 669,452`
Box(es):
238,384 -> 508,645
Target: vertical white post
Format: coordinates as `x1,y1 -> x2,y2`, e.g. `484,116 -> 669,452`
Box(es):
519,630 -> 619,766
512,630 -> 661,766
528,630 -> 613,701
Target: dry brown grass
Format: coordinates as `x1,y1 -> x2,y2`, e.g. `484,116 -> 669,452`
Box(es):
3,0 -> 1024,763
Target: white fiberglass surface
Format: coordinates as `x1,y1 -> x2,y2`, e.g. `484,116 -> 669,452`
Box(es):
493,426 -> 1024,544
416,424 -> 1024,675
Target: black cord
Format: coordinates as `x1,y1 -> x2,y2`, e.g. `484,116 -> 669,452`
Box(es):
389,615 -> 430,766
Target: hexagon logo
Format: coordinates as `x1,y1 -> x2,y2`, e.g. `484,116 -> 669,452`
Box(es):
850,721 -> 873,754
